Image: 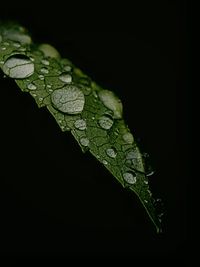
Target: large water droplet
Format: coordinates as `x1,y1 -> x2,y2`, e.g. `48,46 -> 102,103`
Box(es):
102,160 -> 108,165
123,171 -> 137,184
27,83 -> 37,90
80,137 -> 89,147
98,90 -> 123,119
38,44 -> 60,59
2,55 -> 34,79
51,85 -> 85,114
59,73 -> 72,83
98,115 -> 114,130
106,148 -> 117,158
74,119 -> 87,130
123,132 -> 134,144
38,75 -> 44,80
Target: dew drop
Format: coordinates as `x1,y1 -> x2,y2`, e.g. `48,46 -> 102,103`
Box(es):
123,171 -> 137,184
98,90 -> 123,119
47,84 -> 52,88
27,83 -> 37,90
2,55 -> 34,79
106,148 -> 117,158
59,73 -> 72,83
144,200 -> 148,203
13,42 -> 21,48
40,67 -> 49,74
51,85 -> 85,114
38,43 -> 60,59
98,115 -> 114,130
144,180 -> 148,185
123,132 -> 134,144
38,75 -> 44,80
80,137 -> 89,147
41,59 -> 50,66
39,97 -> 43,101
63,65 -> 72,72
102,160 -> 108,165
74,119 -> 87,130
5,32 -> 32,44
1,47 -> 6,50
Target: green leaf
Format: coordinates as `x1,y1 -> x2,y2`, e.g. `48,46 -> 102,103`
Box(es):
0,22 -> 162,233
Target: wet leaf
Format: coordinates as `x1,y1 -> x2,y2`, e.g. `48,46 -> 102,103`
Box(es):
0,22 -> 162,233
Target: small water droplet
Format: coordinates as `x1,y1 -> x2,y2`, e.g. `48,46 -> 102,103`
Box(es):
98,115 -> 114,130
74,119 -> 87,130
123,132 -> 134,144
5,32 -> 32,44
102,160 -> 108,165
41,59 -> 50,66
1,47 -> 6,50
59,73 -> 72,83
18,47 -> 26,52
92,116 -> 95,120
144,200 -> 148,203
0,60 -> 4,64
38,43 -> 60,59
39,97 -> 43,101
38,75 -> 44,80
144,180 -> 148,185
27,83 -> 37,90
147,189 -> 152,196
13,42 -> 21,48
29,57 -> 34,62
106,148 -> 117,158
80,137 -> 89,147
40,67 -> 49,74
63,65 -> 72,72
98,90 -> 123,119
93,91 -> 98,98
51,85 -> 85,114
146,171 -> 155,177
47,84 -> 52,88
3,42 -> 10,46
32,93 -> 37,97
2,55 -> 34,79
123,171 -> 137,184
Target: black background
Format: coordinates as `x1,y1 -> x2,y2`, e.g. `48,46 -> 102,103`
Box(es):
0,0 -> 189,262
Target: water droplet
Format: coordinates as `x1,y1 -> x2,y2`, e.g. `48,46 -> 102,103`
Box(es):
32,93 -> 37,97
2,55 -> 34,79
29,57 -> 34,62
123,171 -> 137,184
18,47 -> 26,52
102,160 -> 108,165
93,91 -> 98,98
106,148 -> 117,158
98,115 -> 114,130
144,180 -> 148,185
47,84 -> 52,88
123,132 -> 134,144
38,75 -> 44,80
40,67 -> 49,74
98,90 -> 123,119
3,42 -> 10,46
147,189 -> 152,196
38,44 -> 60,59
74,119 -> 87,130
80,137 -> 89,147
59,73 -> 72,83
92,116 -> 95,120
27,83 -> 37,90
63,65 -> 72,72
146,171 -> 155,177
144,200 -> 148,203
1,47 -> 6,50
0,60 -> 4,65
5,32 -> 32,44
13,42 -> 21,48
41,59 -> 49,66
39,97 -> 43,101
51,85 -> 85,114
